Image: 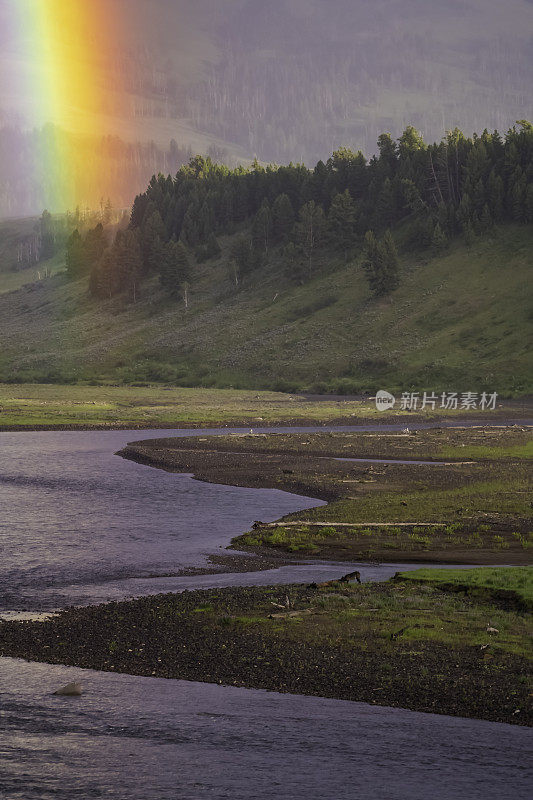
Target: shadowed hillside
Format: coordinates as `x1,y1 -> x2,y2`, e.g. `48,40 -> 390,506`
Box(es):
0,223 -> 531,394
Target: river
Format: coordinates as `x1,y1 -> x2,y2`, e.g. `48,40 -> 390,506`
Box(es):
0,425 -> 531,799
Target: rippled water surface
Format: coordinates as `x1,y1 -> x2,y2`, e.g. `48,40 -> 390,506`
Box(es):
2,658 -> 532,800
0,428 -> 329,611
1,425 -> 531,799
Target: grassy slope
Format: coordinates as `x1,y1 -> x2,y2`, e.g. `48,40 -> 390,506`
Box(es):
0,217 -> 66,295
0,224 -> 531,392
396,567 -> 533,610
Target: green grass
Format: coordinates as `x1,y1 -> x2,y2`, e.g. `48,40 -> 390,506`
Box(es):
216,427 -> 532,561
0,223 -> 531,393
289,477 -> 532,525
0,252 -> 66,295
0,383 -> 386,428
396,567 -> 533,610
438,442 -> 533,460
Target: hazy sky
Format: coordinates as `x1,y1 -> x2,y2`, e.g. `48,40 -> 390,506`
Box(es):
0,0 -> 531,214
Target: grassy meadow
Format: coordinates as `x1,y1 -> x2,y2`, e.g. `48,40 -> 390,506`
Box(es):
0,224 -> 531,394
2,382 -> 524,429
396,566 -> 533,610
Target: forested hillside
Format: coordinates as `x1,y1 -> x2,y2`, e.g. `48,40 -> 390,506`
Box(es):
1,124 -> 532,394
67,122 -> 533,306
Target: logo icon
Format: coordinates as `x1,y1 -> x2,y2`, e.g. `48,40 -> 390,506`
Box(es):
375,390 -> 395,412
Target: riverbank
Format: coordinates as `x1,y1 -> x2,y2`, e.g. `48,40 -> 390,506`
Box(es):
1,573 -> 530,726
119,426 -> 532,565
0,383 -> 531,430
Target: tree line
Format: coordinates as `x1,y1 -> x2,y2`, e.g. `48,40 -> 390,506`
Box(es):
65,121 -> 532,303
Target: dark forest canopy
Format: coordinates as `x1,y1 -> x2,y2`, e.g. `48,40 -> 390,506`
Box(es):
69,122 -> 533,303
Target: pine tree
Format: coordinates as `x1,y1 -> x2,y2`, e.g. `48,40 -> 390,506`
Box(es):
159,240 -> 191,299
376,133 -> 398,177
65,229 -> 86,278
251,200 -> 272,254
380,230 -> 400,294
479,204 -> 493,233
39,210 -> 55,259
525,183 -> 533,224
91,248 -> 114,299
376,178 -> 395,227
180,206 -> 200,247
401,179 -> 426,215
362,230 -> 380,292
283,240 -> 306,285
206,233 -> 221,258
487,170 -> 504,222
431,222 -> 448,251
84,223 -> 107,266
141,210 -> 165,272
130,194 -> 148,229
116,229 -> 142,302
363,230 -> 399,296
327,190 -> 357,258
457,192 -> 473,231
292,200 -> 326,277
230,235 -> 256,279
510,176 -> 526,222
271,193 -> 295,241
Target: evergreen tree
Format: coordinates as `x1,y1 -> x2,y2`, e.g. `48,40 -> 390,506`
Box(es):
376,133 -> 398,178
283,240 -> 306,285
65,229 -> 86,278
510,176 -> 526,222
472,178 -> 486,214
292,200 -> 326,277
479,204 -> 493,233
431,222 -> 448,251
327,190 -> 357,258
487,170 -> 504,222
198,201 -> 215,241
229,235 -> 256,279
130,194 -> 148,228
251,199 -> 272,254
39,210 -> 55,259
116,229 -> 142,302
180,206 -> 200,248
380,230 -> 400,293
84,223 -> 107,266
457,192 -> 473,231
206,233 -> 221,258
141,210 -> 166,272
525,183 -> 533,224
401,179 -> 426,215
89,247 -> 118,299
363,230 -> 399,296
159,240 -> 191,299
271,193 -> 295,241
376,177 -> 395,227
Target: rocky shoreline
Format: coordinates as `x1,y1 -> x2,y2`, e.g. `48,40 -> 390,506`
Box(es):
1,582 -> 530,726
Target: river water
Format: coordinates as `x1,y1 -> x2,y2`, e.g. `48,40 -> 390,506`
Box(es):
0,425 -> 531,798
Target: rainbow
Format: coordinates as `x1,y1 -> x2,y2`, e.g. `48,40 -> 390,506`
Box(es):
5,0 -> 130,212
